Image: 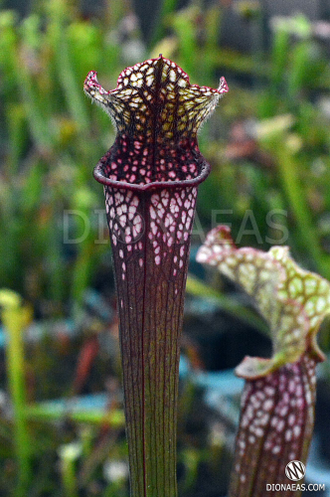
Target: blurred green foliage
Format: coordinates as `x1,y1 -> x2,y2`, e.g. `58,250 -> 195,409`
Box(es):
2,0 -> 330,495
0,0 -> 126,309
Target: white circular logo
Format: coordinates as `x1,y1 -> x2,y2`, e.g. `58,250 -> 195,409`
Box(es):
285,460 -> 306,481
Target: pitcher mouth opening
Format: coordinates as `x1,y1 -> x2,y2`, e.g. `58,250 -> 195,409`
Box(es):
93,155 -> 211,192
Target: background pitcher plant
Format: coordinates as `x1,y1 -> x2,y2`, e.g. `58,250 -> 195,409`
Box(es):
197,225 -> 330,497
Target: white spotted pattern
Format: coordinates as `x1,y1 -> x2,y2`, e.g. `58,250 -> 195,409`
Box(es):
229,354 -> 317,496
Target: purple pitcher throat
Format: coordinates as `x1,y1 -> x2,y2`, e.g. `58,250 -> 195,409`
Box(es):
84,55 -> 228,189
